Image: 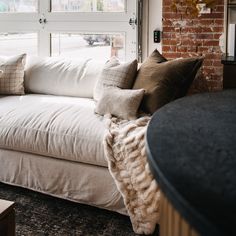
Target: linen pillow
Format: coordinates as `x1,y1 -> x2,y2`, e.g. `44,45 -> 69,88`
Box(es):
0,54 -> 26,95
95,88 -> 145,120
93,57 -> 138,101
133,53 -> 203,114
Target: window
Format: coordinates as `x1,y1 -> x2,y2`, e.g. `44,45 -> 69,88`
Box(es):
0,0 -> 37,13
0,32 -> 37,56
0,0 -> 139,61
51,0 -> 125,12
51,32 -> 125,61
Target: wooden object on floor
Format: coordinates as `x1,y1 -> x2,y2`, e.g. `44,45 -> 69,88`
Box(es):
221,55 -> 236,89
0,199 -> 15,236
160,192 -> 198,236
224,0 -> 236,55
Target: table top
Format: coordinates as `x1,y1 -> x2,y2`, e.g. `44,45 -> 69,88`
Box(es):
146,90 -> 236,236
0,199 -> 14,219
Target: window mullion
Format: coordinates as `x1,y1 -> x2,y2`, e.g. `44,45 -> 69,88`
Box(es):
38,30 -> 50,57
39,0 -> 50,15
38,0 -> 51,57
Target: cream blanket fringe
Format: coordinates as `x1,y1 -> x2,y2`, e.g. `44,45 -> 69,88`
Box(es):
104,115 -> 160,235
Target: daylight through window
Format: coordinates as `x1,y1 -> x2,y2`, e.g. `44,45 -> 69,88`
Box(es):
0,0 -> 37,12
0,33 -> 37,56
51,0 -> 125,12
0,0 -> 138,61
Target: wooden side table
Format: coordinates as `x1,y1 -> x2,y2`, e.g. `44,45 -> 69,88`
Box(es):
0,200 -> 15,236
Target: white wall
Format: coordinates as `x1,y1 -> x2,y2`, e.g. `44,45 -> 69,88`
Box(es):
148,0 -> 162,54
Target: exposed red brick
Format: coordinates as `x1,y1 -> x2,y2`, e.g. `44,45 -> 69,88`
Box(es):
203,40 -> 220,46
204,53 -> 222,60
162,39 -> 181,46
203,59 -> 213,66
212,27 -> 224,32
215,6 -> 224,12
214,19 -> 224,25
162,45 -> 177,52
200,12 -> 224,19
212,60 -> 223,66
162,52 -> 182,58
214,33 -> 223,39
162,0 -> 224,92
195,34 -> 214,40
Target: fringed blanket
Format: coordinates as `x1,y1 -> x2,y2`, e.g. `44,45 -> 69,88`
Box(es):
103,115 -> 160,235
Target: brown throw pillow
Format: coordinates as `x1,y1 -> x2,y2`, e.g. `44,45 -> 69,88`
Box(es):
146,49 -> 168,63
95,88 -> 145,120
93,57 -> 138,101
0,54 -> 26,95
133,52 -> 203,114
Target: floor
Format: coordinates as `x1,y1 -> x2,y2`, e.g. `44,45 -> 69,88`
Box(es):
0,183 -> 141,236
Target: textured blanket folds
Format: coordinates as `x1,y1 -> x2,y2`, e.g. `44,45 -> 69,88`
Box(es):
104,116 -> 160,235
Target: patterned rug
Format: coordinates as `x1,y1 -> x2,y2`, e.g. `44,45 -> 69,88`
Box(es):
0,183 -> 147,236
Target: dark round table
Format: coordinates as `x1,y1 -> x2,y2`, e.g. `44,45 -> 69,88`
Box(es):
146,90 -> 236,236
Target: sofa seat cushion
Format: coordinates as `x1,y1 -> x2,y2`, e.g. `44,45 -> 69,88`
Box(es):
0,95 -> 108,167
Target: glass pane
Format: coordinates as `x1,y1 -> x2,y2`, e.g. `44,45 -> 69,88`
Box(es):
0,0 -> 37,13
0,33 -> 37,56
51,0 -> 125,12
51,33 -> 125,62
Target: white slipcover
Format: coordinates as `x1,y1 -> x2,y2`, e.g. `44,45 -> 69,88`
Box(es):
0,148 -> 126,214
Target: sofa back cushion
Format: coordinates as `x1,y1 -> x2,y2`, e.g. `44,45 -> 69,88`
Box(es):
24,57 -> 104,98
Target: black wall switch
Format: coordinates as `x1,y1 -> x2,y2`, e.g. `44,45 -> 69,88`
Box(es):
154,30 -> 161,43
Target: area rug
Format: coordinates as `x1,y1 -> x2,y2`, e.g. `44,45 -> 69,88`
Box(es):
0,183 -> 160,236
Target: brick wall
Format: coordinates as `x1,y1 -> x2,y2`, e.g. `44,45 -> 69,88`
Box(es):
162,0 -> 224,92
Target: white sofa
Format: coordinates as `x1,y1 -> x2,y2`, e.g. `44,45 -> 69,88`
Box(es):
0,57 -> 126,214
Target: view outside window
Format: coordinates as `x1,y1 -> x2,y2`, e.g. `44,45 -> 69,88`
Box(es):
0,0 -> 37,13
0,0 -> 134,60
51,33 -> 125,61
51,0 -> 125,12
0,33 -> 37,56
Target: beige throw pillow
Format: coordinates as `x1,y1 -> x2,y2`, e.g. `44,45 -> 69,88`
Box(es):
0,54 -> 26,95
95,88 -> 145,120
93,57 -> 138,101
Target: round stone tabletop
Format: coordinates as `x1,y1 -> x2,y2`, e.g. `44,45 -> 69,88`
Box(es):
146,90 -> 236,236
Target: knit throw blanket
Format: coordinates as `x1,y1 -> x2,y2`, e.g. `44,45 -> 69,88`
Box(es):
103,115 -> 160,235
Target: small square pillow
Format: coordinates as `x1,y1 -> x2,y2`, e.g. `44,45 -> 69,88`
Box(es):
93,57 -> 138,101
95,88 -> 145,120
133,51 -> 203,114
0,54 -> 26,95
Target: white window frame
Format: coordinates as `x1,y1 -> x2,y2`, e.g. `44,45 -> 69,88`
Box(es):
0,0 -> 139,61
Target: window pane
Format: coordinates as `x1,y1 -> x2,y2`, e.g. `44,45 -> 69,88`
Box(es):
0,33 -> 37,56
51,33 -> 125,62
51,0 -> 125,12
0,0 -> 37,13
